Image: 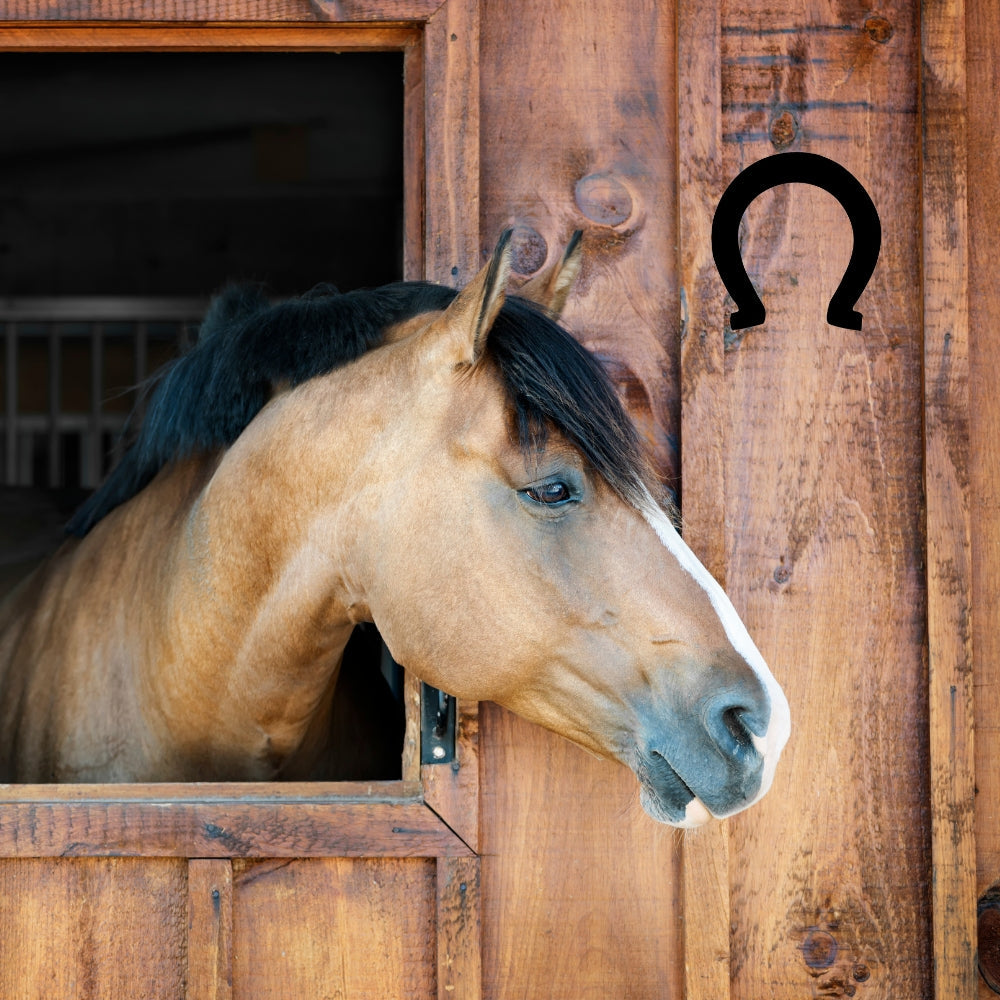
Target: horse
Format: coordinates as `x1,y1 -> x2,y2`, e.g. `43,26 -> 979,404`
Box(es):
0,230 -> 790,827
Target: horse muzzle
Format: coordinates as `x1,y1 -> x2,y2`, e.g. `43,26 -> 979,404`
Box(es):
629,680 -> 778,828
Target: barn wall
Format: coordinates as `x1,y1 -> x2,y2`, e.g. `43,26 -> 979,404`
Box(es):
478,1 -> 685,996
0,3 -> 990,998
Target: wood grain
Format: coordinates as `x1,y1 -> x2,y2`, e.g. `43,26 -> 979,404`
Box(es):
480,705 -> 683,1000
0,858 -> 186,998
480,0 -> 681,485
187,859 -> 234,1000
677,3 -> 733,998
0,783 -> 472,858
679,2 -> 931,997
311,0 -> 444,20
0,23 -> 419,50
423,0 -> 480,285
231,856 -> 437,999
436,856 -> 481,1000
477,2 -> 684,997
922,5 -> 978,998
422,699 -> 480,850
0,0 -> 439,19
967,0 -> 1000,995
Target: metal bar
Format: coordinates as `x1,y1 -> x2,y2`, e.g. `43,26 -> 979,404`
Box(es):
86,322 -> 104,489
4,323 -> 17,485
47,325 -> 60,487
0,297 -> 206,323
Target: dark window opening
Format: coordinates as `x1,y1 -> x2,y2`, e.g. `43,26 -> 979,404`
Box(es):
0,52 -> 407,781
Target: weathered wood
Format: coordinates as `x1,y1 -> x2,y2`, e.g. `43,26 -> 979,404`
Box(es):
0,783 -> 472,858
0,0 -> 442,19
436,856 -> 481,1000
481,0 -> 680,486
187,859 -> 234,1000
967,1 -> 1000,996
0,0 -> 317,17
0,858 -> 187,998
231,856 -> 437,998
0,23 -> 419,50
403,36 -> 427,280
922,4 -> 978,998
422,699 -> 480,850
678,2 -> 931,997
677,3 -> 733,998
423,0 -> 479,285
311,0 -> 444,21
480,705 -> 683,1000
477,2 -> 684,996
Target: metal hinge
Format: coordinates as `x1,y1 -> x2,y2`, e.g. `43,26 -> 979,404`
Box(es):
420,683 -> 456,764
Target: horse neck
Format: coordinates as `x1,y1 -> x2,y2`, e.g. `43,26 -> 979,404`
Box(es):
145,397 -> 369,778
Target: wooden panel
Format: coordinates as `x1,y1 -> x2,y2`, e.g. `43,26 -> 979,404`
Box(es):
480,706 -> 682,1000
0,24 -> 419,50
436,856 -> 481,1000
0,783 -> 472,858
231,856 -> 437,999
423,0 -> 480,284
0,857 -> 186,998
681,2 -> 931,998
677,3 -> 733,998
480,0 -> 680,484
188,859 -> 234,1000
477,2 -> 683,997
0,0 -> 438,20
922,3 -> 978,997
967,1 -> 1000,996
422,700 -> 479,850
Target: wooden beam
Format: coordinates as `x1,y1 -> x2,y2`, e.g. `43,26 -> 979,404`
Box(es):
677,2 -> 732,999
436,856 -> 481,1000
0,23 -> 420,51
187,859 -> 234,1000
921,0 -> 978,996
0,783 -> 473,858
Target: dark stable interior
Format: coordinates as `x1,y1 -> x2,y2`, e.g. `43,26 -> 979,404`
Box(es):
0,52 -> 407,780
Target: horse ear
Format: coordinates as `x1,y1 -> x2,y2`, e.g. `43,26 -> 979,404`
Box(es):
515,230 -> 583,319
434,229 -> 513,366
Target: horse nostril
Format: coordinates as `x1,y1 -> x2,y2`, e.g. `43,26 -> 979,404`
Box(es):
705,690 -> 770,763
721,707 -> 756,757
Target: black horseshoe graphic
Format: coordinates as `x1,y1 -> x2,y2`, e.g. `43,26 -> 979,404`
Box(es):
711,152 -> 881,331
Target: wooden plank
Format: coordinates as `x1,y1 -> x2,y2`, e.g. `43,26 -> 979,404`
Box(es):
0,0 -> 437,19
921,1 -> 978,997
0,23 -> 419,51
477,2 -> 683,996
707,2 -> 930,997
966,3 -> 1000,997
436,856 -> 481,1000
677,3 -> 732,999
423,0 -> 480,285
403,34 -> 427,280
311,0 -> 444,20
422,699 -> 479,850
0,783 -> 472,858
231,857 -> 437,999
0,857 -> 187,998
480,706 -> 683,1000
187,859 -> 234,1000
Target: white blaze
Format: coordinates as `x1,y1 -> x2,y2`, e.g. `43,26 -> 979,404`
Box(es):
639,497 -> 792,817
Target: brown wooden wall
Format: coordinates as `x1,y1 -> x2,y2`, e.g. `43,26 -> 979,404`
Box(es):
0,1 -> 993,998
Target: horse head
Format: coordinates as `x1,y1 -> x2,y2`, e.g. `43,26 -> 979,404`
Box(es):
335,232 -> 791,827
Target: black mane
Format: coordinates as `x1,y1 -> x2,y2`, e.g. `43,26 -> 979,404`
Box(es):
67,281 -> 649,536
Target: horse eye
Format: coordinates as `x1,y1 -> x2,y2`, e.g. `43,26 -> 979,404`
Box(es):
525,481 -> 573,506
